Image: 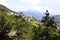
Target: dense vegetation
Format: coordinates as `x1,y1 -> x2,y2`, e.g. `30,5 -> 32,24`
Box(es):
0,5 -> 60,40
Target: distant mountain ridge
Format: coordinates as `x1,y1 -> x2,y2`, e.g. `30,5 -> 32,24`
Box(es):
0,4 -> 18,14
22,10 -> 44,20
0,4 -> 56,20
54,15 -> 60,27
22,10 -> 54,20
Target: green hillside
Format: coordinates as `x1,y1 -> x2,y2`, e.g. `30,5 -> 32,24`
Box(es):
0,4 -> 60,40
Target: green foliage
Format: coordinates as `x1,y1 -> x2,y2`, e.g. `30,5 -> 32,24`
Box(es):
0,11 -> 12,40
0,8 -> 60,40
32,10 -> 60,40
32,26 -> 60,40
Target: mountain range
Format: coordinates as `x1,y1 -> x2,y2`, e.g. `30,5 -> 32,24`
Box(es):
22,10 -> 55,20
0,4 -> 18,14
0,4 -> 54,20
0,4 -> 60,27
54,15 -> 60,27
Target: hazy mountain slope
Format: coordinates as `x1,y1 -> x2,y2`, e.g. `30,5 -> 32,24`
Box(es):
0,4 -> 18,14
23,10 -> 44,20
54,15 -> 60,27
22,10 -> 54,20
0,4 -> 8,10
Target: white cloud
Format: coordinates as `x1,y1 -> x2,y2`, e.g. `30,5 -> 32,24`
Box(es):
5,0 -> 42,11
0,0 -> 60,15
42,0 -> 60,4
39,0 -> 60,14
0,0 -> 8,6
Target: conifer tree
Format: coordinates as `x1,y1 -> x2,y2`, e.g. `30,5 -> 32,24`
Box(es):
41,10 -> 57,29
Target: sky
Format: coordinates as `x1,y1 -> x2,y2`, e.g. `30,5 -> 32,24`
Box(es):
0,0 -> 60,15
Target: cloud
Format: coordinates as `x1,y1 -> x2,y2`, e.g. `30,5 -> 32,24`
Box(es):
39,0 -> 60,14
4,0 -> 42,11
0,0 -> 8,6
0,0 -> 60,15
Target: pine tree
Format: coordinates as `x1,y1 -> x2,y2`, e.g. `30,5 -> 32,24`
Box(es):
41,10 -> 57,29
41,10 -> 50,24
